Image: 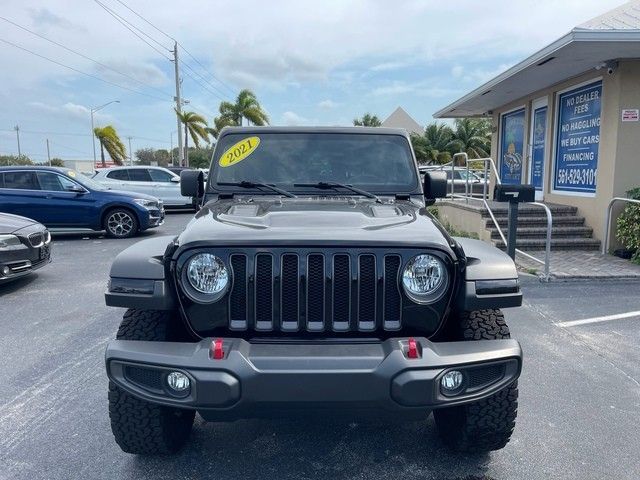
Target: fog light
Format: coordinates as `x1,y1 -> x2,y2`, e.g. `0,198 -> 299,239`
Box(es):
1,266 -> 10,276
166,371 -> 190,393
441,370 -> 464,394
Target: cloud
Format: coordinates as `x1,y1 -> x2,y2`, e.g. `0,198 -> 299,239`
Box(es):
318,99 -> 338,109
451,65 -> 464,78
372,81 -> 462,98
95,60 -> 169,88
370,61 -> 413,72
27,101 -> 112,123
281,111 -> 310,125
28,7 -> 87,32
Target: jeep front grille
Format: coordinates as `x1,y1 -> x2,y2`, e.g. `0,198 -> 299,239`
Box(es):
227,251 -> 403,332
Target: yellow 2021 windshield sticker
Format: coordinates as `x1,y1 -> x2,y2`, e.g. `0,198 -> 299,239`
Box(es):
219,136 -> 260,167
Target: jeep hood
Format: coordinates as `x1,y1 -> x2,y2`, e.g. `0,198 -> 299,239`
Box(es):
177,197 -> 454,251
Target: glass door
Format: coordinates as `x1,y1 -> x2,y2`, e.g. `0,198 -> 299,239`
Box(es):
528,98 -> 548,201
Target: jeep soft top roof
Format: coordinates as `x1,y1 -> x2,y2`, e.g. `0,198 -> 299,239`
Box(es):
217,125 -> 411,137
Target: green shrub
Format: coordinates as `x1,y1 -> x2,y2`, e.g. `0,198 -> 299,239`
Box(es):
616,187 -> 640,264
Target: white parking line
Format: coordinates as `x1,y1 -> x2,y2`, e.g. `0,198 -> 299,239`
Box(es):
556,310 -> 640,328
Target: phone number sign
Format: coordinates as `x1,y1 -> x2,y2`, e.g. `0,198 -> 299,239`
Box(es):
554,81 -> 602,194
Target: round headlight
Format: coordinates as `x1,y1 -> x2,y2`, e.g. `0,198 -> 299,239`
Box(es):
186,253 -> 229,295
402,254 -> 447,303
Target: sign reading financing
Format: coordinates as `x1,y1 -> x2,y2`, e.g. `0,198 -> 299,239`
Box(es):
554,81 -> 601,194
499,109 -> 525,185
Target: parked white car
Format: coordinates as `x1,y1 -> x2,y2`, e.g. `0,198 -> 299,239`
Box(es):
93,166 -> 193,208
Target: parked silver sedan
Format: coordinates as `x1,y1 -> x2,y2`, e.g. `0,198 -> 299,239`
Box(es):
93,166 -> 194,208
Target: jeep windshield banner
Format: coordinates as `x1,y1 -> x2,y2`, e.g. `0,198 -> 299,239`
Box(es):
212,132 -> 419,193
553,81 -> 601,194
499,109 -> 525,185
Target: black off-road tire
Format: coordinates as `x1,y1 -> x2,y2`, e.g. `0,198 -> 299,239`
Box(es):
434,309 -> 518,453
108,309 -> 195,454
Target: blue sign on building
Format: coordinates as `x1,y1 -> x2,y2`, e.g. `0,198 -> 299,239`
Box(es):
531,106 -> 547,191
553,81 -> 602,194
499,108 -> 525,185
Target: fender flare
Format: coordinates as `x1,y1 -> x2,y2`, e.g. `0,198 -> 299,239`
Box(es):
105,235 -> 176,310
454,238 -> 522,310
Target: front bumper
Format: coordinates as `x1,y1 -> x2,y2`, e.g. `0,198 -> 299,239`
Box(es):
106,337 -> 522,419
0,235 -> 52,283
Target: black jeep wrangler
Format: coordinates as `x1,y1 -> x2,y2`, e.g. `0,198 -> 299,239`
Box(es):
105,127 -> 522,454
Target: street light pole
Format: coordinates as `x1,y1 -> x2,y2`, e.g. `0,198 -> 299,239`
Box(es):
90,100 -> 120,164
14,125 -> 21,157
127,136 -> 133,166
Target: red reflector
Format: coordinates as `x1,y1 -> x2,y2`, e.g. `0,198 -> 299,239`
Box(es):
407,337 -> 419,359
211,338 -> 224,360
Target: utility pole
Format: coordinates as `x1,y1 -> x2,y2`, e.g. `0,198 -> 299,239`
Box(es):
14,125 -> 21,157
46,138 -> 51,166
170,131 -> 174,165
127,136 -> 133,166
173,41 -> 184,167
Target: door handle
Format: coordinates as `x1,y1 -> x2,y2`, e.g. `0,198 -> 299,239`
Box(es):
46,194 -> 53,199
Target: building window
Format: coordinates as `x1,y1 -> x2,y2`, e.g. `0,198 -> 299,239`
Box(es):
553,80 -> 602,195
499,108 -> 526,185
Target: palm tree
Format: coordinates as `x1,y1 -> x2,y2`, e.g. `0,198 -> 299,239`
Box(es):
211,90 -> 269,139
93,125 -> 126,167
175,110 -> 209,166
447,118 -> 491,159
353,113 -> 382,127
410,123 -> 454,165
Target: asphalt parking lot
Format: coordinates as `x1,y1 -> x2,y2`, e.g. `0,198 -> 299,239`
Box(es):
1,211 -> 639,480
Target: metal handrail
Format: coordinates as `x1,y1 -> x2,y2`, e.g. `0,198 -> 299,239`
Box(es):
602,197 -> 640,254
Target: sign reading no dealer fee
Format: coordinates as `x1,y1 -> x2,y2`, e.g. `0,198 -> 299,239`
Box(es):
554,81 -> 602,194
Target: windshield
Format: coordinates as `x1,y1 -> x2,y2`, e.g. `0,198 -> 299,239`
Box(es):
65,169 -> 107,191
211,132 -> 419,194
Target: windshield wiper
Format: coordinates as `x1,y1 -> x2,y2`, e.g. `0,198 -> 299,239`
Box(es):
294,182 -> 382,203
218,181 -> 297,198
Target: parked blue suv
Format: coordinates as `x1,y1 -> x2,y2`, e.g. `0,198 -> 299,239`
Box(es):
0,167 -> 165,238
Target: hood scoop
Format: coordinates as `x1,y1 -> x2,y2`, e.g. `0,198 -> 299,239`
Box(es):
216,199 -> 414,231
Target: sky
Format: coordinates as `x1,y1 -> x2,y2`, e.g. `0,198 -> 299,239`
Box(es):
0,0 -> 627,163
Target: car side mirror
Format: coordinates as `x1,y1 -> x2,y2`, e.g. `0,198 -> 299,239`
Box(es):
170,176 -> 180,183
66,185 -> 86,194
423,171 -> 447,205
180,169 -> 203,197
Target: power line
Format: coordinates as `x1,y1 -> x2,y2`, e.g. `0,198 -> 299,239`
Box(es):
93,0 -> 172,60
0,15 -> 172,100
48,140 -> 92,156
179,44 -> 236,96
109,0 -> 235,97
180,58 -> 229,101
0,37 -> 169,101
113,0 -> 174,42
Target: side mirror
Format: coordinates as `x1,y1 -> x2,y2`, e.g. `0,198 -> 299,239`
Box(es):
170,176 -> 180,183
180,169 -> 204,197
66,185 -> 86,194
423,171 -> 447,204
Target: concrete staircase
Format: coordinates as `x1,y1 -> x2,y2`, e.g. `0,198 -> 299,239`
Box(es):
484,203 -> 601,251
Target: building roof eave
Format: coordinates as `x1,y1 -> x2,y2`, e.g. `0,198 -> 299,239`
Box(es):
433,29 -> 640,119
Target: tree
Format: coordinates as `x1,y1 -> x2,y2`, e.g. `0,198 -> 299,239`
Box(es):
353,113 -> 382,127
447,118 -> 491,159
187,147 -> 213,169
0,155 -> 33,166
93,125 -> 127,167
49,158 -> 65,167
175,110 -> 209,167
211,89 -> 269,139
411,123 -> 454,165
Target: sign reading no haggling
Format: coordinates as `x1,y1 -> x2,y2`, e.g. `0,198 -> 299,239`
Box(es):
554,81 -> 602,194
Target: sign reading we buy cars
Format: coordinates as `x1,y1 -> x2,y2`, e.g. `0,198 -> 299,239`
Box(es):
554,81 -> 602,194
